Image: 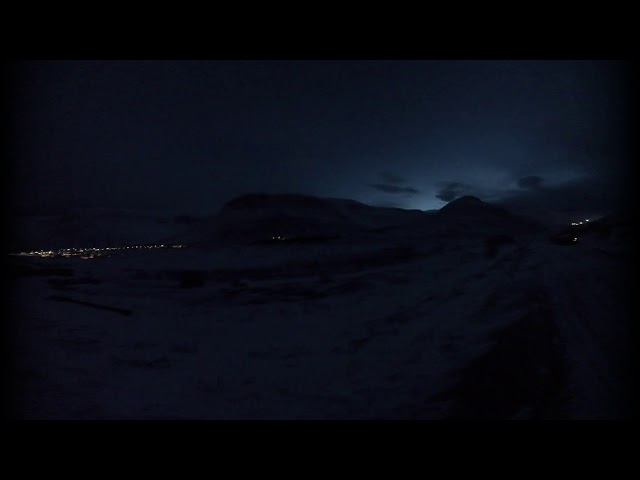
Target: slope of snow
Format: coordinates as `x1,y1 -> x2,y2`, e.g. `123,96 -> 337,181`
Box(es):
7,197 -> 634,419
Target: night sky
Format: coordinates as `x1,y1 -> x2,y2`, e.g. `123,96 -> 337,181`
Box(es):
7,60 -> 633,222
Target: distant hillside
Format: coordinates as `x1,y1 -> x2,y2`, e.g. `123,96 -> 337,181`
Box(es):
7,194 -> 542,251
198,193 -> 427,245
8,209 -> 202,251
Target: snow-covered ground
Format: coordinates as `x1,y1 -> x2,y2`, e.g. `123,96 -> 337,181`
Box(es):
7,197 -> 635,419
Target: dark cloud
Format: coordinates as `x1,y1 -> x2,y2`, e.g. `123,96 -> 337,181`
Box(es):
368,184 -> 420,195
434,181 -> 498,204
368,172 -> 420,195
372,200 -> 408,209
435,185 -> 459,202
518,175 -> 544,189
435,182 -> 469,202
380,171 -> 406,185
497,174 -> 631,225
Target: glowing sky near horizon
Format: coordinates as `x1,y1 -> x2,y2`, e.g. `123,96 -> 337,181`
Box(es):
7,60 -> 632,219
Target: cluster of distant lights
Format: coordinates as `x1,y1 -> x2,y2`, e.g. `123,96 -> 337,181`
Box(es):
10,244 -> 187,259
567,219 -> 591,242
571,219 -> 590,226
271,235 -> 287,240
